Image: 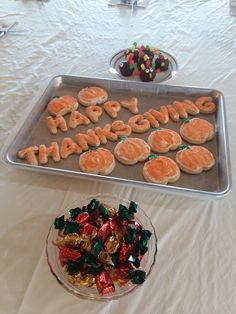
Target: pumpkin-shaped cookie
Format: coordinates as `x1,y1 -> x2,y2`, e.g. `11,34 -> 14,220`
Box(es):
143,155 -> 180,184
79,148 -> 115,175
47,96 -> 78,116
175,146 -> 215,174
180,118 -> 215,144
78,86 -> 108,106
114,138 -> 150,165
148,128 -> 182,153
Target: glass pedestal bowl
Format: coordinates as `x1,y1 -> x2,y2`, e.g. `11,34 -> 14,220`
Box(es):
46,193 -> 157,301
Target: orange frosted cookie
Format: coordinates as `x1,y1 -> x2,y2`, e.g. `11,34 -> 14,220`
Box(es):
111,120 -> 132,138
128,114 -> 150,133
175,145 -> 215,174
167,104 -> 179,122
69,111 -> 90,129
195,96 -> 216,114
149,106 -> 169,124
183,99 -> 199,115
104,100 -> 121,118
47,96 -> 78,116
143,112 -> 159,128
18,146 -> 39,165
173,101 -> 188,118
120,97 -> 139,114
79,148 -> 115,175
114,138 -> 150,165
78,87 -> 108,106
47,115 -> 67,134
60,137 -> 82,159
148,128 -> 182,153
38,142 -> 61,164
85,105 -> 103,123
75,129 -> 100,151
143,156 -> 180,184
95,124 -> 118,144
180,118 -> 215,144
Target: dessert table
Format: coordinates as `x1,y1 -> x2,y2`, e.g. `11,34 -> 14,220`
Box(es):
0,0 -> 236,313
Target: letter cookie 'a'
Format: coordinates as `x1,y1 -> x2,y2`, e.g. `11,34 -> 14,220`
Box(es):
60,137 -> 82,159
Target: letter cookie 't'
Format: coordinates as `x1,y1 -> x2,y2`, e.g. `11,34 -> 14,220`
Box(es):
18,146 -> 39,165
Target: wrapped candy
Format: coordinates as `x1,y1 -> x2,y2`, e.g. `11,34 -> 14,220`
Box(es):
53,198 -> 152,295
95,271 -> 115,295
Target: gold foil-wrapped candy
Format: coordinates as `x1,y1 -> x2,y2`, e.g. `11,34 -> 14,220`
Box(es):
98,251 -> 113,265
68,273 -> 95,287
105,236 -> 120,254
53,233 -> 90,247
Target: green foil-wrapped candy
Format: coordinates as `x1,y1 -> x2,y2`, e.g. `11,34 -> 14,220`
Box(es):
54,215 -> 65,229
128,270 -> 146,284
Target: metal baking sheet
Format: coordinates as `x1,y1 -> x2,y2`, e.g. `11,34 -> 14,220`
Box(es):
2,75 -> 231,198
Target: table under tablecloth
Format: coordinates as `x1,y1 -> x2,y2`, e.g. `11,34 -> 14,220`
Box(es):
0,0 -> 236,313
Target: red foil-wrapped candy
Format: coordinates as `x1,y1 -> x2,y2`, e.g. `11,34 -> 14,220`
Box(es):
118,243 -> 133,263
95,271 -> 115,295
97,222 -> 111,243
80,222 -> 97,238
75,212 -> 90,224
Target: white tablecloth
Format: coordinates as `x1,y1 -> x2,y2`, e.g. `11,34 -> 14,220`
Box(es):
0,1 -> 236,313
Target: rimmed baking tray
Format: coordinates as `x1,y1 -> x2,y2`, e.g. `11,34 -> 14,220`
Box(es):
1,75 -> 232,198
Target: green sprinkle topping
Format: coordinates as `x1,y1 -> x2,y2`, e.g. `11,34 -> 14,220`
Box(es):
53,96 -> 60,99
